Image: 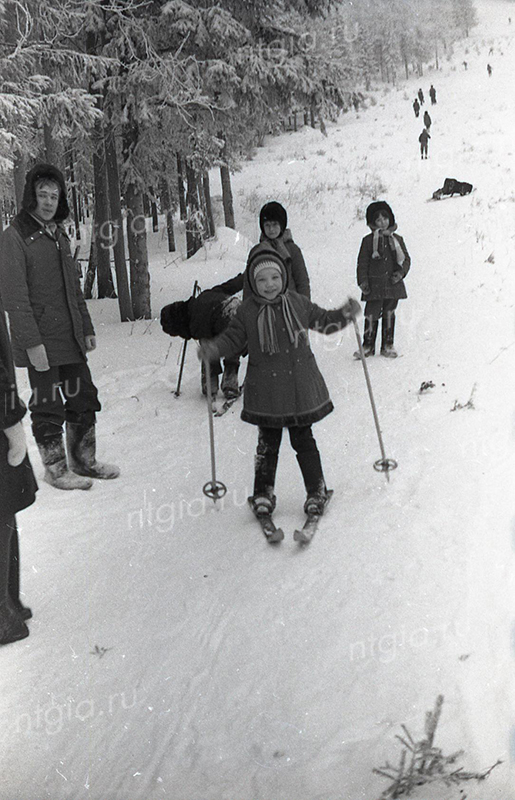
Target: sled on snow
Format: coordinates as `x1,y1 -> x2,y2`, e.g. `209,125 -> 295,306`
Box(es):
430,178 -> 473,201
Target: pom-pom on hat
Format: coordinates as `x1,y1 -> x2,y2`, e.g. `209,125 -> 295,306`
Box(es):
247,242 -> 287,296
22,163 -> 70,223
365,200 -> 396,230
259,201 -> 287,235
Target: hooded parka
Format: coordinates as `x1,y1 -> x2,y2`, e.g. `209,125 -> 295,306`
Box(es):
209,248 -> 351,427
0,209 -> 94,367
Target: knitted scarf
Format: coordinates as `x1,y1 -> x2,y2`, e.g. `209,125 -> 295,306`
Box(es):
256,292 -> 306,354
371,225 -> 405,267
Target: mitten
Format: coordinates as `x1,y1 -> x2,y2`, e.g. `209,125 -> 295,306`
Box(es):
26,343 -> 50,371
391,271 -> 403,284
340,297 -> 361,321
4,422 -> 27,467
85,335 -> 96,351
359,282 -> 371,295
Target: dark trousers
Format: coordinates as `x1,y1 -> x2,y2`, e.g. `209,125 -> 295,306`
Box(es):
28,361 -> 101,442
0,516 -> 21,607
420,142 -> 428,157
254,425 -> 325,497
201,357 -> 239,395
363,299 -> 398,346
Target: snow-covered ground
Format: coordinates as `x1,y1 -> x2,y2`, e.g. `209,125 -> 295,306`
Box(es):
2,1 -> 515,798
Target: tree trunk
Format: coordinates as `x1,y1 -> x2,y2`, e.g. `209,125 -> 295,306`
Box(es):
125,184 -> 151,319
104,121 -> 133,321
202,172 -> 215,238
150,195 -> 159,232
176,154 -> 187,221
159,177 -> 176,252
84,227 -> 97,299
185,161 -> 202,259
220,164 -> 235,229
142,192 -> 151,218
92,128 -> 116,299
68,149 -> 81,240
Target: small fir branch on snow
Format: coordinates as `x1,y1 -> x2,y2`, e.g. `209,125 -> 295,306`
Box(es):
450,383 -> 476,412
373,695 -> 502,799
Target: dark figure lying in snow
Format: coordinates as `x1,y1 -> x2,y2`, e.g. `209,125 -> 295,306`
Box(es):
432,178 -> 473,200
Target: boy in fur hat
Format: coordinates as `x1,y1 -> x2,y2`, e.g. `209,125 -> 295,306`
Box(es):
355,201 -> 411,359
199,242 -> 360,527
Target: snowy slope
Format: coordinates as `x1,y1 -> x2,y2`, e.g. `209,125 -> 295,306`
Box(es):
1,2 -> 514,798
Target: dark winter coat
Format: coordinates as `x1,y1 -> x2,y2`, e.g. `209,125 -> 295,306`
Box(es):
357,232 -> 410,301
187,278 -> 242,340
209,292 -> 350,428
0,294 -> 37,519
253,229 -> 311,299
0,210 -> 94,367
419,130 -> 430,145
423,111 -> 432,128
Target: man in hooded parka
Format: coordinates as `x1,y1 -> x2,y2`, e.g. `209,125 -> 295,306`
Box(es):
0,163 -> 119,490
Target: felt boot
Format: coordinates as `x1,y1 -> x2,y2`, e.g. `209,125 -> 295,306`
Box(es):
66,423 -> 120,480
38,435 -> 93,490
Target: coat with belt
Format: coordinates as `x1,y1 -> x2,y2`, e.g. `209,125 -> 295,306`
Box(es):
0,293 -> 37,519
357,231 -> 411,302
209,291 -> 351,428
0,210 -> 95,368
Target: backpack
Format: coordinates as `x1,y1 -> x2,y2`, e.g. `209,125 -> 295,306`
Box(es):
160,300 -> 192,340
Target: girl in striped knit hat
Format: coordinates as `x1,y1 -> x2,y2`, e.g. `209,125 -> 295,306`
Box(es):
355,201 -> 411,359
200,242 -> 360,523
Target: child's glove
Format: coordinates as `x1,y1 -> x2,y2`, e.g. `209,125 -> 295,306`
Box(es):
359,282 -> 371,295
340,297 -> 361,321
197,340 -> 219,363
26,344 -> 49,371
4,422 -> 27,467
85,335 -> 97,351
390,271 -> 403,284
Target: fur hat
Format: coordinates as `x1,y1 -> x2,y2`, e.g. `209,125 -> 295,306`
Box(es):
22,163 -> 70,223
247,242 -> 287,295
259,201 -> 287,235
365,200 -> 396,230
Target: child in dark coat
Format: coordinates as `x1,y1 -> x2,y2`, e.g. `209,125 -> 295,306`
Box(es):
188,280 -> 242,400
258,201 -> 311,299
199,243 -> 360,521
355,201 -> 411,359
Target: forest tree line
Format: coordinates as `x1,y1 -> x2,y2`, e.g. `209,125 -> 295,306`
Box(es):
0,0 -> 477,320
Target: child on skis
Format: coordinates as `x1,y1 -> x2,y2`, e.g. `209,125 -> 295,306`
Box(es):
355,201 -> 410,359
199,242 -> 360,522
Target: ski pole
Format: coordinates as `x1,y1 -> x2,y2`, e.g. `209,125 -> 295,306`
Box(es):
174,339 -> 188,397
352,317 -> 397,481
174,279 -> 199,397
202,356 -> 227,503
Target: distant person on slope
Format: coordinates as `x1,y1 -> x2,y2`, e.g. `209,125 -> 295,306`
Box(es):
423,110 -> 432,130
413,98 -> 420,118
199,243 -> 360,525
487,63 -> 493,76
355,201 -> 411,359
417,88 -> 425,105
429,84 -> 437,105
419,127 -> 431,159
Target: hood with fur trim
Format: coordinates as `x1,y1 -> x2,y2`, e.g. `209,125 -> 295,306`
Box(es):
22,163 -> 70,223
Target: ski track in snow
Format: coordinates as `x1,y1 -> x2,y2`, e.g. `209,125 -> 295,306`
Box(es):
1,2 -> 515,798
